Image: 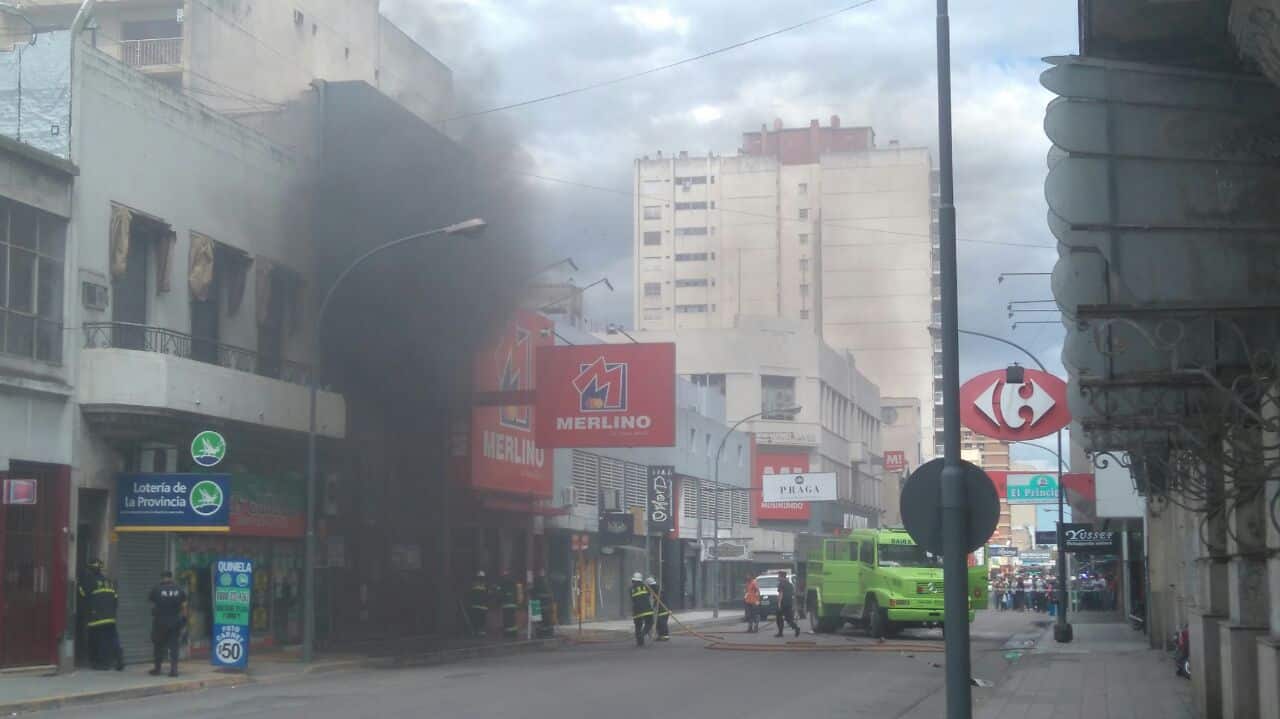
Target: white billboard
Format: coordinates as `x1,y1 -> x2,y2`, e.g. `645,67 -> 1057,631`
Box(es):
761,472 -> 837,503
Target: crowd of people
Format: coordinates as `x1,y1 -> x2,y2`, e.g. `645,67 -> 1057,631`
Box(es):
989,569 -> 1119,613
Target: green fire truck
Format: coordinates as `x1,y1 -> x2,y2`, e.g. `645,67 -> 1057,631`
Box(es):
797,528 -> 987,638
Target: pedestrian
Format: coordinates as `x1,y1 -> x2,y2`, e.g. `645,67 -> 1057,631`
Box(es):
466,570 -> 490,638
148,570 -> 187,677
79,559 -> 124,671
774,570 -> 800,638
647,577 -> 670,641
630,573 -> 653,646
498,570 -> 519,639
743,574 -> 761,633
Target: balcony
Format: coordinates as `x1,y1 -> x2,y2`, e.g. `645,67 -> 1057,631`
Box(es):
79,322 -> 344,438
120,37 -> 183,73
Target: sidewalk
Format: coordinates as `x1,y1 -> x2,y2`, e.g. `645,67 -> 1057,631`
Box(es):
978,620 -> 1194,719
0,609 -> 734,714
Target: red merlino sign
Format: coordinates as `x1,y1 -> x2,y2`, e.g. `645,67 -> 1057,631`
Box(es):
755,450 -> 811,520
471,310 -> 555,497
959,368 -> 1071,441
534,343 -> 676,448
883,450 -> 907,473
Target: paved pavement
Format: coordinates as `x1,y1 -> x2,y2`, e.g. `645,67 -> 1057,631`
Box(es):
14,611 -> 1038,718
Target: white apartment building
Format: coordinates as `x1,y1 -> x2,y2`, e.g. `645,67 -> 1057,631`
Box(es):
612,318 -> 885,532
632,118 -> 939,460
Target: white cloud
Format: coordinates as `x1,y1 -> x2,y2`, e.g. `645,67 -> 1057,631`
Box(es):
612,5 -> 691,35
690,104 -> 722,124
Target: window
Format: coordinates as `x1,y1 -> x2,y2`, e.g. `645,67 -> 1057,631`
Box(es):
642,308 -> 664,321
761,375 -> 797,419
860,541 -> 875,567
798,208 -> 809,219
643,231 -> 662,246
800,283 -> 810,297
675,304 -> 708,314
826,541 -> 853,561
799,233 -> 809,244
675,227 -> 707,236
643,282 -> 661,297
798,182 -> 808,195
675,175 -> 707,186
675,201 -> 707,211
1,199 -> 65,363
675,252 -> 709,262
800,310 -> 809,320
799,258 -> 809,274
675,278 -> 709,288
705,433 -> 712,458
689,373 -> 726,396
689,428 -> 697,452
710,201 -> 716,209
643,206 -> 662,220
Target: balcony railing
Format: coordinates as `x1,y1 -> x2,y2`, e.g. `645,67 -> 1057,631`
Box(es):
83,322 -> 310,387
121,37 -> 183,68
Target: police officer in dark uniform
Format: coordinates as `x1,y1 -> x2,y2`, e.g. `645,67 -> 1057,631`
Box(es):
498,570 -> 519,639
148,570 -> 187,677
466,570 -> 490,638
647,576 -> 671,641
630,573 -> 653,647
79,559 -> 124,670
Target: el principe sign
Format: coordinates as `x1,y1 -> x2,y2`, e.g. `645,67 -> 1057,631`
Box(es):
760,472 -> 837,503
534,343 -> 676,448
116,474 -> 231,531
1006,473 -> 1060,504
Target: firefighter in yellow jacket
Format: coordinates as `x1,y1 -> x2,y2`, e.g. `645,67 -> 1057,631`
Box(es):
79,559 -> 124,670
630,573 -> 653,646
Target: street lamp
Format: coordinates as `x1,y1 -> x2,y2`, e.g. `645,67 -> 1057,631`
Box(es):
303,217 -> 487,662
707,405 -> 801,618
959,328 -> 1072,643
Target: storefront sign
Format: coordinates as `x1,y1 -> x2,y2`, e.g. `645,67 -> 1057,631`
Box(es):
1061,523 -> 1119,554
700,538 -> 752,562
534,343 -> 676,448
1006,473 -> 1060,504
229,475 -> 304,537
647,465 -> 675,534
761,472 -> 837,503
883,450 -> 907,473
211,558 -> 252,669
191,430 -> 227,468
755,451 -> 811,520
1019,551 -> 1053,565
470,310 -> 555,497
959,368 -> 1071,441
116,474 -> 230,531
599,511 -> 633,545
3,478 -> 37,505
988,545 -> 1019,557
1035,530 -> 1058,546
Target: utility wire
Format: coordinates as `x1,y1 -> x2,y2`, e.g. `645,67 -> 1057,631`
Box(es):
445,0 -> 882,122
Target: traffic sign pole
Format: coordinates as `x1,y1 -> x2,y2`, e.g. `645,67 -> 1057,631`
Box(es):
934,3 -> 973,719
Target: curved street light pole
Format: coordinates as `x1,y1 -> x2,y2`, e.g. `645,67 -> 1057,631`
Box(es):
303,218 -> 486,662
710,406 -> 801,618
958,328 -> 1072,643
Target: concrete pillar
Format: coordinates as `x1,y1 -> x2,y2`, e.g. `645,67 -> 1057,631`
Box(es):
1256,382 -> 1280,719
1192,447 -> 1230,719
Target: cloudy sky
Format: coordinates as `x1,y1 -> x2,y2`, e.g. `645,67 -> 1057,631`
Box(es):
383,0 -> 1079,467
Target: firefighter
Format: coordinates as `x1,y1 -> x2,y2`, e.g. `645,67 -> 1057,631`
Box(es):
647,576 -> 670,641
630,573 -> 653,647
467,571 -> 491,638
498,570 -> 519,639
79,559 -> 124,671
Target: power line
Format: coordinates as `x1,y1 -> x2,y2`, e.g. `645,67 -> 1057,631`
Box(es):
445,0 -> 882,122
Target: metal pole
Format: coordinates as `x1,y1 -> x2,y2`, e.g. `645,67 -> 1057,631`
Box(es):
713,461 -> 720,619
935,2 -> 971,717
302,219 -> 485,662
1054,428 -> 1072,642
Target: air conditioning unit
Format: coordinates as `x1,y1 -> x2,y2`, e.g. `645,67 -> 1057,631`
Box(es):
82,281 -> 108,311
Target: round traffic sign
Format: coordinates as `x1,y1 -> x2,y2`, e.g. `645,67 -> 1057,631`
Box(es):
900,458 -> 1000,556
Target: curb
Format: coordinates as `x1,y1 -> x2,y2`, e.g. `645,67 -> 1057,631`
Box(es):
0,674 -> 248,716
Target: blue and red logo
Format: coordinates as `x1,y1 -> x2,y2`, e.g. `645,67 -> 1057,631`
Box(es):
496,323 -> 533,431
572,357 -> 628,413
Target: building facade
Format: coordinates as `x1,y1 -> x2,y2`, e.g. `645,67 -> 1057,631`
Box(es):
632,119 -> 937,460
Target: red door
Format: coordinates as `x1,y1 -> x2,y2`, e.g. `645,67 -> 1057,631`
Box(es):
0,463 -> 69,668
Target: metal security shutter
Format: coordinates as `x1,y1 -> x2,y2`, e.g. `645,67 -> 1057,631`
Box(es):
623,462 -> 646,510
572,451 -> 598,507
116,533 -> 166,665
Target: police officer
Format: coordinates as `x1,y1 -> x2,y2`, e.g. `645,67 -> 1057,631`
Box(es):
647,577 -> 670,641
498,570 -> 519,639
467,570 -> 490,638
630,573 -> 653,647
148,570 -> 187,677
774,570 -> 801,638
79,559 -> 124,670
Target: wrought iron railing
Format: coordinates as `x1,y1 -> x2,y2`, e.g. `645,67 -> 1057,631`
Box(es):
83,322 -> 311,387
120,37 -> 183,68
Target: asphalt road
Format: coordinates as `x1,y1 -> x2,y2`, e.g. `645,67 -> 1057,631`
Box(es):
41,612 -> 1045,719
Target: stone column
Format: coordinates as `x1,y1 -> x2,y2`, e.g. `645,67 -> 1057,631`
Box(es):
1218,427 -> 1269,719
1257,381 -> 1280,719
1191,444 -> 1230,719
